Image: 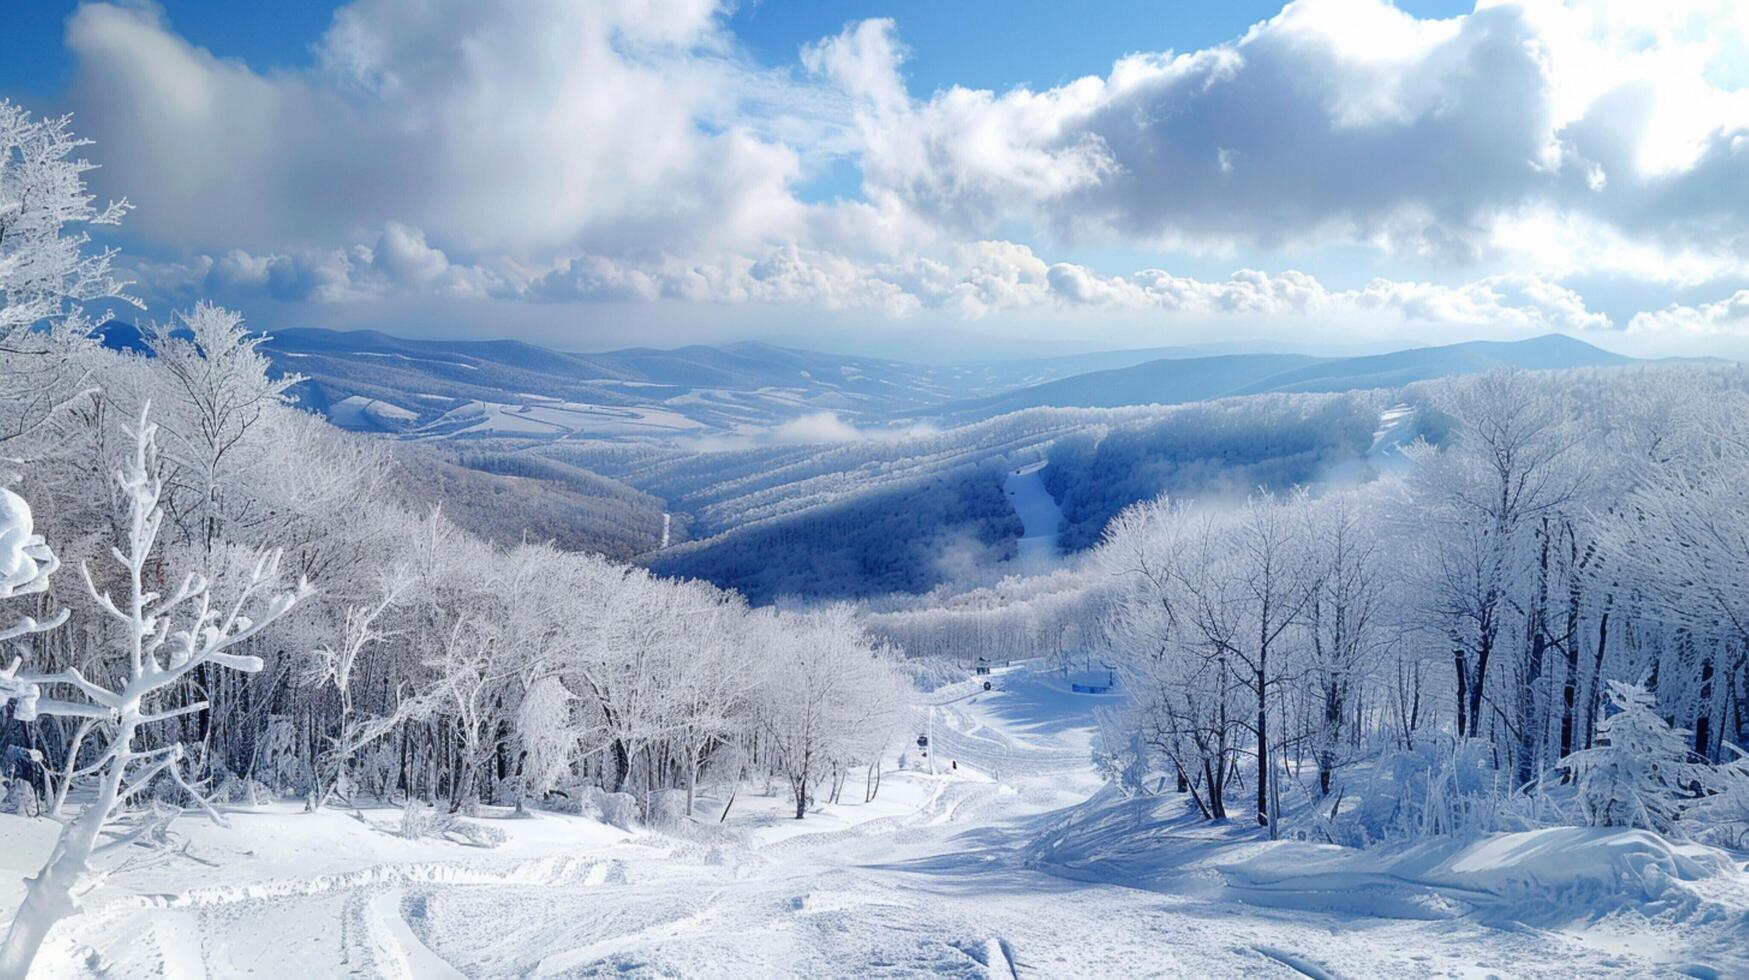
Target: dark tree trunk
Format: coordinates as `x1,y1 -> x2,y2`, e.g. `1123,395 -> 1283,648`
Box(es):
1584,602 -> 1612,750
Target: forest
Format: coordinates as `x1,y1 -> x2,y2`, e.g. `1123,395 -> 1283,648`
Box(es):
869,363 -> 1749,848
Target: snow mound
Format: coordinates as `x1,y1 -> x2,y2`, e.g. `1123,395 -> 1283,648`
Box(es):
1027,787 -> 1749,974
1221,827 -> 1739,916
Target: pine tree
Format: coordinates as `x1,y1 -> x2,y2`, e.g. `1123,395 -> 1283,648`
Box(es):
1559,681 -> 1697,835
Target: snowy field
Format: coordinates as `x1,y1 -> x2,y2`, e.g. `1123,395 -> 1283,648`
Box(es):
6,663 -> 1742,978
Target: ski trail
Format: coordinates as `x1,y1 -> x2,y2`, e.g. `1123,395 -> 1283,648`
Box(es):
152,911 -> 207,979
368,889 -> 466,980
1367,403 -> 1417,472
531,896 -> 723,976
1003,461 -> 1062,563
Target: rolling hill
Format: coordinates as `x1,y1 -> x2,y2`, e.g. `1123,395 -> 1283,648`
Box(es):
936,335 -> 1637,420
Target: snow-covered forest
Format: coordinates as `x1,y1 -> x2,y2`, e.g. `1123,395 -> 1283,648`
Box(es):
865,363 -> 1749,840
7,14 -> 1749,968
0,104 -> 909,975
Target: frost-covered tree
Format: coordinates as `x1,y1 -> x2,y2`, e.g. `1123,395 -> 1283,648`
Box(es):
0,407 -> 308,976
1560,681 -> 1700,835
1302,492 -> 1386,796
1406,371 -> 1583,740
0,102 -> 136,447
147,304 -> 300,550
759,606 -> 905,819
302,570 -> 411,809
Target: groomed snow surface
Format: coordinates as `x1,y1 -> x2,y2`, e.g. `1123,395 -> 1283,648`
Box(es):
1004,461 -> 1063,567
5,663 -> 1747,978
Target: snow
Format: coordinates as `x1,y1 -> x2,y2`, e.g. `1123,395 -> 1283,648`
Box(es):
324,394 -> 417,429
425,399 -> 704,439
6,662 -> 1747,977
1367,402 -> 1418,472
0,487 -> 41,588
1003,460 -> 1063,565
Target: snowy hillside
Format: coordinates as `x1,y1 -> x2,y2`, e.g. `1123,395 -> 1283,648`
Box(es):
244,327 -> 1649,441
8,662 -> 1739,977
936,334 -> 1639,419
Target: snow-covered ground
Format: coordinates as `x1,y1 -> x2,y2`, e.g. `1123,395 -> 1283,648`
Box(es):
1004,461 -> 1064,566
323,395 -> 419,431
5,663 -> 1746,977
423,399 -> 706,439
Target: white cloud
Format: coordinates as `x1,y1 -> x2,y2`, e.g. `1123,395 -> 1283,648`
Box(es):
825,1 -> 1749,271
56,0 -> 1749,350
66,0 -> 805,256
147,234 -> 1610,343
1628,291 -> 1749,335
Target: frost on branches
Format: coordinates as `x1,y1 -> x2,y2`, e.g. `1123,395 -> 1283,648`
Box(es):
0,406 -> 309,977
0,486 -> 67,646
0,101 -> 138,446
1560,681 -> 1703,836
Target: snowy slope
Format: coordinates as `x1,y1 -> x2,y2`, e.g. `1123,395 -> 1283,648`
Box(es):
1003,460 -> 1064,566
9,663 -> 1741,977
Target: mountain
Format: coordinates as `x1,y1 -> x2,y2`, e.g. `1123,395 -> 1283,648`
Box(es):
940,353 -> 1322,419
107,324 -> 1650,444
1225,334 -> 1634,396
935,335 -> 1637,420
258,328 -> 992,437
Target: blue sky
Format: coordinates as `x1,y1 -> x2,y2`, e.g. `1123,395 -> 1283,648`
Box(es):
6,1 -> 1749,359
7,1 -> 1473,102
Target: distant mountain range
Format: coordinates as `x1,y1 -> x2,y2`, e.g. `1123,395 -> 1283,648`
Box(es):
254,328 -> 987,437
90,321 -> 1716,597
936,334 -> 1640,420
96,323 -> 1669,441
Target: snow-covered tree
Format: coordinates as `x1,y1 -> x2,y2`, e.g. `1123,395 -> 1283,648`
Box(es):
1302,492 -> 1386,796
759,606 -> 905,819
148,303 -> 300,551
1560,681 -> 1700,835
0,102 -> 136,447
1406,370 -> 1583,740
301,570 -> 411,809
0,407 -> 308,976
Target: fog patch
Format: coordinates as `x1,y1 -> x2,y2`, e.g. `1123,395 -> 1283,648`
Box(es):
683,413 -> 941,451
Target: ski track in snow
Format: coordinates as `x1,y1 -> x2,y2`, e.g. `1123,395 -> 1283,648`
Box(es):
26,662 -> 1726,979
1003,461 -> 1063,565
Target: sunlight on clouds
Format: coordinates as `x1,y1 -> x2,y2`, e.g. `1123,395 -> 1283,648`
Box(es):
50,0 -> 1749,352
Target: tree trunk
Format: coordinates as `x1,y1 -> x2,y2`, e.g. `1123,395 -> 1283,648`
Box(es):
0,719 -> 136,977
1517,520 -> 1551,787
1584,603 -> 1612,750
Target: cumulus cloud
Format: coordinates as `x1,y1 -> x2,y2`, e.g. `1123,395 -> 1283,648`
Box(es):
1628,291 -> 1749,335
56,0 -> 1749,348
827,1 -> 1749,270
146,232 -> 1612,339
66,0 -> 806,255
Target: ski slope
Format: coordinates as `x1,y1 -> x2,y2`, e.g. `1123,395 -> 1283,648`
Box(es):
1004,461 -> 1064,565
7,663 -> 1737,977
